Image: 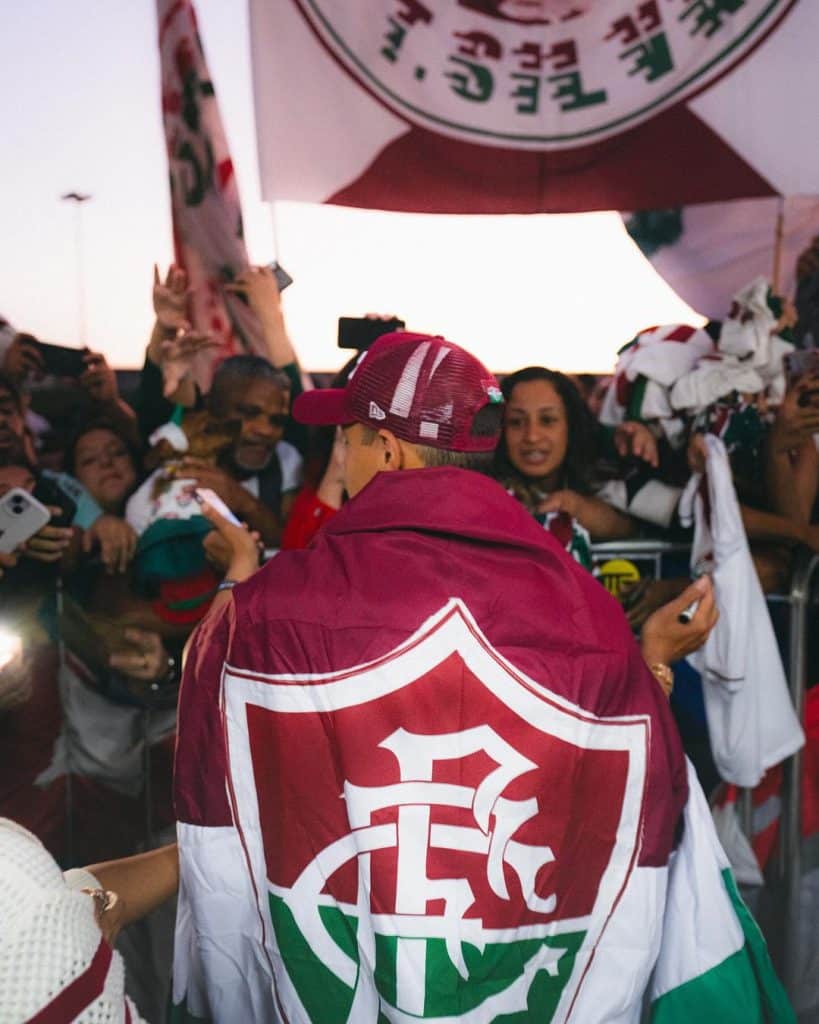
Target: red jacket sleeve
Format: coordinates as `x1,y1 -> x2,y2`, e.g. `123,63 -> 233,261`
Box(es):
281,486 -> 339,550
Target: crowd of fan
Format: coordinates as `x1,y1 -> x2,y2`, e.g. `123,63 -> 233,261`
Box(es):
2,241 -> 819,880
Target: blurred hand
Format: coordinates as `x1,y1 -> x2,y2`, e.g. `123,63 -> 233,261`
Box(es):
21,507 -> 74,563
2,336 -> 44,383
687,432 -> 708,475
775,296 -> 798,334
200,501 -> 261,582
640,576 -> 718,667
178,458 -> 247,516
620,576 -> 689,630
327,426 -> 347,484
800,523 -> 819,554
769,375 -> 819,452
225,265 -> 282,322
537,489 -> 582,519
80,351 -> 118,404
0,645 -> 31,711
203,528 -> 233,574
0,550 -> 19,580
153,264 -> 190,332
109,628 -> 169,682
82,515 -> 137,574
614,421 -> 659,468
83,888 -> 126,947
158,329 -> 218,398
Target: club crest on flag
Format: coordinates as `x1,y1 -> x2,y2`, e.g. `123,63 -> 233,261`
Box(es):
292,0 -> 791,150
222,600 -> 649,1021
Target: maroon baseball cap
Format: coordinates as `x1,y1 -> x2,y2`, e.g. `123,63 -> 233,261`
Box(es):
293,332 -> 503,452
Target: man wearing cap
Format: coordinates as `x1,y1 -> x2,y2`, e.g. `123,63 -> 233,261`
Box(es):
172,333 -> 790,1023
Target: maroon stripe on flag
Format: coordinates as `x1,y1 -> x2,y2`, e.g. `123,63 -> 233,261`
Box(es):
158,0 -> 186,46
328,105 -> 777,214
174,601 -> 235,827
664,325 -> 698,342
217,158 -> 235,191
27,937 -> 113,1024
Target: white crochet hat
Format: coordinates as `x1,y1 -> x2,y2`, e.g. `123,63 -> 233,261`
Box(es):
0,818 -> 142,1023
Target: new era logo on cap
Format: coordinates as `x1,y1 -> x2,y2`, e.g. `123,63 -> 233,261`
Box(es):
292,332 -> 502,453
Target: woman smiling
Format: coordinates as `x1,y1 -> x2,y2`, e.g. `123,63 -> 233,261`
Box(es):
494,366 -> 637,564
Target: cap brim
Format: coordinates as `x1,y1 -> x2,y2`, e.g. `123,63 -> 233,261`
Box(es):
292,388 -> 354,426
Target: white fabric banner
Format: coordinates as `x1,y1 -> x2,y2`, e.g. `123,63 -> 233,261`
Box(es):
249,0 -> 815,214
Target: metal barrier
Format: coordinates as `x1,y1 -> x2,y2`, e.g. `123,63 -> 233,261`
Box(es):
589,539 -> 691,583
779,551 -> 819,991
590,539 -> 819,996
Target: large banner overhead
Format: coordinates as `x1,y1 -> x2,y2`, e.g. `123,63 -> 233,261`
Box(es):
249,0 -> 816,214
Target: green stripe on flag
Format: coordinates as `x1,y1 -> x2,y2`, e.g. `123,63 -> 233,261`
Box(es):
650,870 -> 794,1024
270,892 -> 584,1021
168,1001 -> 210,1024
270,894 -> 360,1023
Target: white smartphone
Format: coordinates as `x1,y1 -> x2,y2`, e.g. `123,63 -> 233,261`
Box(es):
0,487 -> 52,553
194,487 -> 242,527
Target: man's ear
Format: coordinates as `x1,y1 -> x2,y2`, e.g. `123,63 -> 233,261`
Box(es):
377,429 -> 403,471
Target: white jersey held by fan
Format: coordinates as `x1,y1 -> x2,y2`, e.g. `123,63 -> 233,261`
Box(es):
680,433 -> 804,787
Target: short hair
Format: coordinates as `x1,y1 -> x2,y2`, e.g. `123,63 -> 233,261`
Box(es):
360,404 -> 501,474
208,355 -> 291,417
0,372 -> 23,411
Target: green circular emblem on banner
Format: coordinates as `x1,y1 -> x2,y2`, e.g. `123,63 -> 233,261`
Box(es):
295,0 -> 792,149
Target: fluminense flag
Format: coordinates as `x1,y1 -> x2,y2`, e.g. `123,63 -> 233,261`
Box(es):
157,0 -> 267,387
249,0 -> 817,214
171,468 -> 792,1022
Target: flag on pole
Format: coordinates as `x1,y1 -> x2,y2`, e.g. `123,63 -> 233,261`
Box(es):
248,0 -> 815,215
157,0 -> 266,388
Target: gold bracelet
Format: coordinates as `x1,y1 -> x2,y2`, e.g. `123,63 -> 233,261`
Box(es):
649,662 -> 674,698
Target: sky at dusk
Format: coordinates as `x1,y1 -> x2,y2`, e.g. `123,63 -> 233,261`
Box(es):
1,2 -> 701,373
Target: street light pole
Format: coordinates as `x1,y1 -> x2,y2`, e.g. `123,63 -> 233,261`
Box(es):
61,191 -> 92,347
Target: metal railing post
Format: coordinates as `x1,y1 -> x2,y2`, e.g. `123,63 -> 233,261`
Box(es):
780,551 -> 818,994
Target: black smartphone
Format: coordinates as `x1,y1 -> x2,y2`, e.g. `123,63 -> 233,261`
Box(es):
267,261 -> 293,293
338,316 -> 406,351
222,262 -> 293,302
31,340 -> 88,378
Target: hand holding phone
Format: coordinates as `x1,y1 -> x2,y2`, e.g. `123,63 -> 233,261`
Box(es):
267,261 -> 293,293
338,315 -> 406,351
0,488 -> 52,554
223,263 -> 293,308
194,487 -> 242,526
31,340 -> 88,378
